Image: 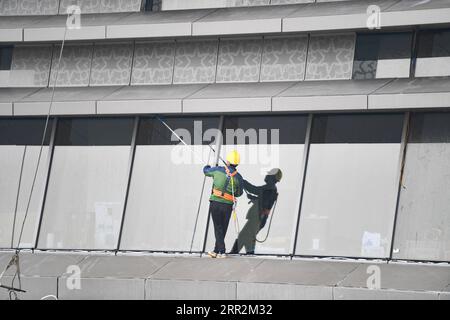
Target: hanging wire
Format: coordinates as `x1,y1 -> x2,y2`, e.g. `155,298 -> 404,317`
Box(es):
256,199 -> 277,243
1,15 -> 69,301
189,143 -> 213,253
15,21 -> 68,251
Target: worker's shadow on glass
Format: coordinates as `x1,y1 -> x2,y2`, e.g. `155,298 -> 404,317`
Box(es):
229,168 -> 282,255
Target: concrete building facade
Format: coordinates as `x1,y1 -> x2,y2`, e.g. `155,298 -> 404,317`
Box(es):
0,0 -> 449,300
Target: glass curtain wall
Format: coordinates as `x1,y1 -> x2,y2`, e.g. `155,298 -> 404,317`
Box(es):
296,114 -> 404,258
205,115 -> 308,255
0,118 -> 52,248
393,112 -> 450,262
120,117 -> 220,252
38,118 -> 134,250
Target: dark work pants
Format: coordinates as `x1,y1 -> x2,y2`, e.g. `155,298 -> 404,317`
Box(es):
209,201 -> 233,254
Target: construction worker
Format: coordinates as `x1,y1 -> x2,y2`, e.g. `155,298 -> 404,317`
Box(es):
230,168 -> 282,255
203,150 -> 244,258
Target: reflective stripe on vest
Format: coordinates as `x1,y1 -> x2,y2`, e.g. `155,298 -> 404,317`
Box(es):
212,188 -> 235,202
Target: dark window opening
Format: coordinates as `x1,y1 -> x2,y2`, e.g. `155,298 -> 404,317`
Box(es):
55,118 -> 134,146
0,118 -> 53,145
144,0 -> 161,11
137,117 -> 220,145
409,112 -> 450,143
417,29 -> 450,58
311,114 -> 404,144
0,46 -> 13,71
223,115 -> 307,145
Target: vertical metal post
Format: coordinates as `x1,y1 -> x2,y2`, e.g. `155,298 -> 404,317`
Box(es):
389,112 -> 411,260
290,113 -> 313,257
116,116 -> 139,253
201,116 -> 224,255
410,28 -> 419,79
34,118 -> 58,249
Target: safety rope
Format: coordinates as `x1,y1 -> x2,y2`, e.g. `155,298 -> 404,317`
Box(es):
255,199 -> 277,243
230,171 -> 240,236
0,15 -> 69,300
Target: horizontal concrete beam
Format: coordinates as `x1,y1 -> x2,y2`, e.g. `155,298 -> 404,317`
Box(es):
13,101 -> 96,116
0,102 -> 12,116
2,78 -> 450,116
58,277 -> 145,300
24,26 -> 106,42
381,8 -> 450,28
237,282 -> 333,300
2,3 -> 450,42
183,97 -> 272,113
107,22 -> 191,39
0,276 -> 57,300
97,99 -> 182,114
273,95 -> 368,112
369,92 -> 450,110
146,279 -> 237,300
0,28 -> 22,42
193,18 -> 281,36
333,287 -> 440,300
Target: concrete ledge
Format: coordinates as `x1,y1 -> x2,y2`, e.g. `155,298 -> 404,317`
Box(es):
24,26 -> 105,42
193,19 -> 281,36
0,276 -> 57,300
1,253 -> 448,300
369,92 -> 450,109
0,103 -> 12,116
382,8 -> 450,27
0,29 -> 22,42
97,99 -> 182,114
273,95 -> 368,111
183,97 -> 272,113
440,292 -> 450,300
237,282 -> 332,300
13,101 -> 96,116
338,262 -> 450,293
147,279 -> 236,300
2,78 -> 450,116
107,23 -> 191,39
333,287 -> 439,300
58,277 -> 145,300
283,13 -> 367,33
2,2 -> 450,41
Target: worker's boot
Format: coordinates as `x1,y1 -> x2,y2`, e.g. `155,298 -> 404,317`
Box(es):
207,251 -> 217,258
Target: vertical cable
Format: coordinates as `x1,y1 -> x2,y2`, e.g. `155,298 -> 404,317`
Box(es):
116,117 -> 139,253
291,113 -> 313,258
16,18 -> 69,250
389,112 -> 411,260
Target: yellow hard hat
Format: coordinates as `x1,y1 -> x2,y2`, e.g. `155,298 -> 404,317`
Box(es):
268,168 -> 283,182
226,150 -> 240,166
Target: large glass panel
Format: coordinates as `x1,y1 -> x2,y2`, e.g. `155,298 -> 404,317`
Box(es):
393,112 -> 450,262
38,118 -> 134,250
296,114 -> 404,258
120,117 -> 220,252
205,115 -> 308,255
0,118 -> 52,248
